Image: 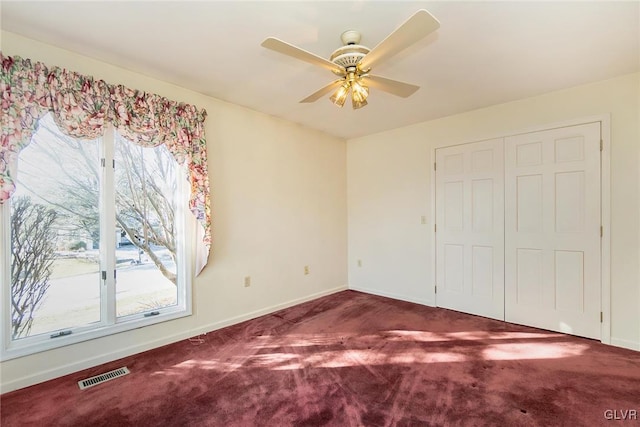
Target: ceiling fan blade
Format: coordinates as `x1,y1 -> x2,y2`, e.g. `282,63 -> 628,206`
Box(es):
261,37 -> 345,75
300,80 -> 344,103
363,75 -> 420,98
359,9 -> 440,71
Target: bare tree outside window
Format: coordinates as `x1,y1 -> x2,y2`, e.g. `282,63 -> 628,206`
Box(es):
10,196 -> 58,338
115,137 -> 178,285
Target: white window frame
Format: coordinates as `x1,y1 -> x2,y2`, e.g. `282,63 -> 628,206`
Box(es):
0,124 -> 194,361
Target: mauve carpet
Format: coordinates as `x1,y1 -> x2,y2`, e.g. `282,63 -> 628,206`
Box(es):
1,290 -> 639,426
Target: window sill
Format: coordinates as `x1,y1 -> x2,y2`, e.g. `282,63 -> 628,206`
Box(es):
1,307 -> 192,361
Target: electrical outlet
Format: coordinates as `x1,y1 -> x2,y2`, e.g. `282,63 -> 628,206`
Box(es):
304,266 -> 310,275
244,276 -> 251,287
357,259 -> 362,267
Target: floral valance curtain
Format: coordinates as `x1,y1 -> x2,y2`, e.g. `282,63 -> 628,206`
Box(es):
0,53 -> 211,273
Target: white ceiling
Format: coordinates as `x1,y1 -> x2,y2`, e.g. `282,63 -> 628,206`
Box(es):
2,1 -> 639,140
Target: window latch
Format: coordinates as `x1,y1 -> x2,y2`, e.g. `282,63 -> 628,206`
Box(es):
50,330 -> 72,338
144,311 -> 160,317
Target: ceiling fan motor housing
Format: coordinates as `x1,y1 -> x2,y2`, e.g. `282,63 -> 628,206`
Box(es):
330,44 -> 370,69
329,30 -> 370,71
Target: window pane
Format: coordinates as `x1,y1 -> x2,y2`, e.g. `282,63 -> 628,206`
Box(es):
114,134 -> 178,317
11,114 -> 101,339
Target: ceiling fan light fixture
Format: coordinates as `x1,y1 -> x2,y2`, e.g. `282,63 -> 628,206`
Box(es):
352,97 -> 368,110
351,80 -> 369,103
330,82 -> 350,107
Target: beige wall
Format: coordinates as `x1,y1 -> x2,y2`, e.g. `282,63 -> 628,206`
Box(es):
0,32 -> 348,392
348,72 -> 640,350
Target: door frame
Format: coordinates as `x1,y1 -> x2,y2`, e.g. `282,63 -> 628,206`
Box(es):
429,114 -> 611,344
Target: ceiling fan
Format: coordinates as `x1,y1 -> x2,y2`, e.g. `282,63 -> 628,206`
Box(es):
261,9 -> 440,110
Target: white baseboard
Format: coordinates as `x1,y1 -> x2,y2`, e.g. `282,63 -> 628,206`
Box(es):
188,285 -> 348,337
349,285 -> 434,307
1,285 -> 348,394
610,337 -> 640,351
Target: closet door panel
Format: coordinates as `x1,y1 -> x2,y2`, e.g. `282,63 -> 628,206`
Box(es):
435,139 -> 504,320
504,123 -> 601,339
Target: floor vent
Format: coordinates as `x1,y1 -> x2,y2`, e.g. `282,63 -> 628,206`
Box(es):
78,367 -> 130,390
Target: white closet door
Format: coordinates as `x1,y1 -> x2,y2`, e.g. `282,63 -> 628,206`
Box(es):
505,123 -> 601,339
435,138 -> 504,320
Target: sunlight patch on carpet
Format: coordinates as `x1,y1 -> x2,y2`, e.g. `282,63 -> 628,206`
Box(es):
483,342 -> 588,360
384,330 -> 567,342
155,340 -> 589,374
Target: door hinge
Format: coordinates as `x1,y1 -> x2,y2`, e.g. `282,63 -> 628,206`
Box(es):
600,311 -> 603,323
600,226 -> 603,237
600,139 -> 603,151
101,270 -> 107,280
434,285 -> 437,294
113,159 -> 116,169
434,224 -> 437,232
434,162 -> 436,171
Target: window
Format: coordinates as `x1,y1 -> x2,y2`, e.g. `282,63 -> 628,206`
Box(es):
1,114 -> 193,359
